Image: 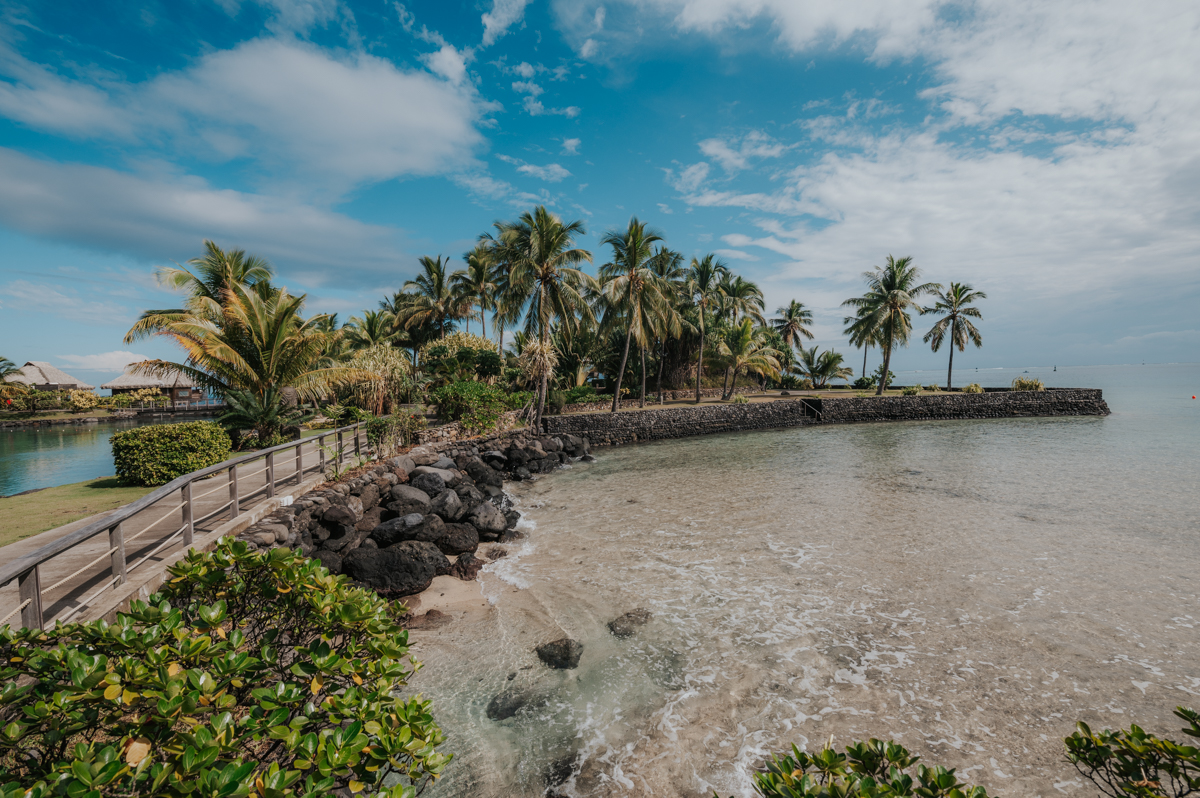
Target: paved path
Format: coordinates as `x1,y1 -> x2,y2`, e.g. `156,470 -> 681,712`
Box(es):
0,432 -> 363,627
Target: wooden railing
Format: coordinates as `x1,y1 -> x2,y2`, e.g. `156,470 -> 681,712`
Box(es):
0,421 -> 370,630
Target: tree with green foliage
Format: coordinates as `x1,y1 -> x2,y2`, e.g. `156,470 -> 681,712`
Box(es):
922,282 -> 986,390
841,255 -> 940,395
599,217 -> 680,412
685,254 -> 729,404
648,246 -> 690,403
771,300 -> 815,352
494,206 -> 595,426
717,273 -> 766,325
0,357 -> 27,402
453,243 -> 501,337
717,319 -> 781,400
345,309 -> 398,350
394,255 -> 472,341
797,345 -> 855,388
125,240 -> 275,343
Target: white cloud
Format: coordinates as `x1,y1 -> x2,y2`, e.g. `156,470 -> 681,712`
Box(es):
452,171 -> 555,207
513,62 -> 539,78
0,147 -> 407,283
512,80 -> 544,96
482,0 -> 533,46
421,44 -> 471,84
657,203 -> 673,214
522,96 -> 581,117
57,351 -> 150,371
0,38 -> 490,192
561,137 -> 581,154
715,246 -> 759,261
699,131 -> 791,172
0,280 -> 134,326
665,162 -> 710,194
518,163 -> 571,182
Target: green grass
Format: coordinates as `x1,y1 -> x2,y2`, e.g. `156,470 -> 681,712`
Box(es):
0,477 -> 152,549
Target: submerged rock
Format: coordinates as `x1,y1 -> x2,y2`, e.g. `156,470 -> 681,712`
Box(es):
536,638 -> 583,669
486,686 -> 537,721
608,608 -> 652,638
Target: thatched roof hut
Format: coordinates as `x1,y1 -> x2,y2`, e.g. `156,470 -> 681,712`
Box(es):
3,361 -> 94,390
101,363 -> 199,394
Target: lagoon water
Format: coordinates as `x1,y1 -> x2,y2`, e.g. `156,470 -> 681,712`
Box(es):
410,363 -> 1200,797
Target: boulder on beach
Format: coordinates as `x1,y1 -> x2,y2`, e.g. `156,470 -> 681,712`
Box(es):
469,500 -> 507,534
369,513 -> 425,547
451,550 -> 483,579
608,608 -> 652,638
437,522 -> 480,555
389,539 -> 452,576
454,484 -> 486,513
431,488 -> 465,522
312,550 -> 343,575
536,638 -> 583,669
486,686 -> 538,721
342,545 -> 436,596
411,471 -> 447,496
388,484 -> 432,515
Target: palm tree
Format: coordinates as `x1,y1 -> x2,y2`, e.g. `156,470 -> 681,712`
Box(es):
717,274 -> 766,325
841,256 -> 940,395
344,309 -> 397,350
797,346 -> 855,388
0,357 -> 27,402
453,243 -> 500,337
125,240 -> 275,343
717,319 -> 781,399
598,218 -> 680,412
0,356 -> 21,381
648,247 -> 689,403
771,300 -> 815,353
843,305 -> 879,385
395,255 -> 471,341
685,255 -> 729,404
923,282 -> 986,390
132,283 -> 364,438
497,206 -> 595,425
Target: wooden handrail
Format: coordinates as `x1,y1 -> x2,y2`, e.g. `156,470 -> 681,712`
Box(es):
0,420 -> 369,624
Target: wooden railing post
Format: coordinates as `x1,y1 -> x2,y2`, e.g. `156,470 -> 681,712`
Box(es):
18,566 -> 43,630
336,431 -> 344,466
109,523 -> 127,585
266,452 -> 275,498
319,435 -> 327,474
182,482 -> 194,546
229,465 -> 240,519
354,424 -> 361,456
295,439 -> 303,486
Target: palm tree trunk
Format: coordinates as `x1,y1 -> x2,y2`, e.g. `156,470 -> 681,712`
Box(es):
722,365 -> 732,400
639,346 -> 646,408
611,324 -> 634,412
694,315 -> 705,404
862,345 -> 868,382
947,341 -> 955,391
723,367 -> 738,400
876,343 -> 893,395
481,305 -> 487,339
656,339 -> 665,404
535,371 -> 547,429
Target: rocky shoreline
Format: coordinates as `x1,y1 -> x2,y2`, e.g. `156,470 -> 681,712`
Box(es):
235,430 -> 593,607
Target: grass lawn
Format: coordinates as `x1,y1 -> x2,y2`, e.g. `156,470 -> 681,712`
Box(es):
0,477 -> 151,549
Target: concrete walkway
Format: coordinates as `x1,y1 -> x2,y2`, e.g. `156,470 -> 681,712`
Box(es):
0,433 -> 361,627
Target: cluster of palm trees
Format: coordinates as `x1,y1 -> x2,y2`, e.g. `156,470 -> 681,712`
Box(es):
841,255 -> 986,393
119,215 -> 987,440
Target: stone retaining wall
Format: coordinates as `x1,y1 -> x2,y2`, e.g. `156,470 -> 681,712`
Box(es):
818,389 -> 1109,424
542,399 -> 820,447
415,409 -> 523,445
541,390 -> 1108,447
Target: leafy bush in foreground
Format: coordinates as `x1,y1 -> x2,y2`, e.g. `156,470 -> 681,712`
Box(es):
1065,707 -> 1200,798
1011,376 -> 1045,391
901,385 -> 921,396
432,380 -> 507,433
961,383 -> 984,393
0,541 -> 449,798
718,739 -> 992,798
367,412 -> 428,457
111,420 -> 232,486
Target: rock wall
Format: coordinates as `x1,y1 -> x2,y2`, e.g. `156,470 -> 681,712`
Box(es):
416,409 -> 524,445
541,390 -> 1108,447
542,399 -> 820,447
818,389 -> 1110,424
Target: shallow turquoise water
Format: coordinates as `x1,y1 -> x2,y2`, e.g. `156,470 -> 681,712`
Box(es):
409,362 -> 1200,797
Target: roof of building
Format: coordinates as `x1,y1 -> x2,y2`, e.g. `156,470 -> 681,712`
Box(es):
100,363 -> 198,391
2,361 -> 94,390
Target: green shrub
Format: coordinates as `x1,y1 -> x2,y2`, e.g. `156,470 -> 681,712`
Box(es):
432,381 -> 506,434
1065,706 -> 1200,798
718,738 -> 992,798
731,394 -> 750,404
547,389 -> 567,415
852,376 -> 875,389
0,541 -> 450,797
504,390 -> 535,410
111,421 -> 231,486
366,413 -> 427,456
1011,376 -> 1045,391
926,384 -> 941,392
901,385 -> 921,396
563,385 -> 599,405
68,389 -> 99,413
962,383 -> 984,393
475,349 -> 502,379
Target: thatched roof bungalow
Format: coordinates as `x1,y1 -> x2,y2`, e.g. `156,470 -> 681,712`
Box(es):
3,361 -> 94,390
101,363 -> 201,400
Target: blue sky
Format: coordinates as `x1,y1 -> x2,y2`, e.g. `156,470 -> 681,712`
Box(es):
1,0 -> 1197,385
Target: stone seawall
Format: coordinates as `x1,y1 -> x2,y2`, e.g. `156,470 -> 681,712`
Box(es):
542,389 -> 1109,447
542,399 -> 820,447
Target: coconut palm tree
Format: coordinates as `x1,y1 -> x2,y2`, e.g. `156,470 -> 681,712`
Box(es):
125,240 -> 275,343
395,255 -> 472,340
717,318 -> 781,399
0,357 -> 27,402
841,256 -> 940,395
0,356 -> 21,381
772,300 -> 815,352
133,283 -> 364,437
453,243 -> 501,337
797,346 -> 855,389
843,305 -> 879,384
717,274 -> 766,325
923,282 -> 986,390
497,206 -> 595,425
648,247 -> 689,403
344,309 -> 397,350
685,255 -> 729,404
598,218 -> 680,412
